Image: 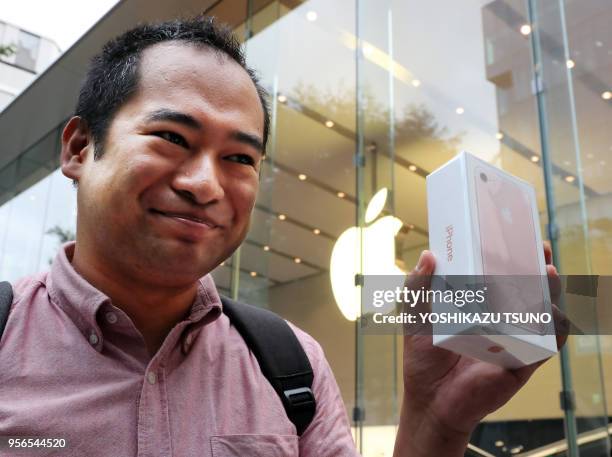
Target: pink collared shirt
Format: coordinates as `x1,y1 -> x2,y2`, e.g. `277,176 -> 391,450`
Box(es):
0,242 -> 359,457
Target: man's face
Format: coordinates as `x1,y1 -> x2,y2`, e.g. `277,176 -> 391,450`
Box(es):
69,42 -> 264,285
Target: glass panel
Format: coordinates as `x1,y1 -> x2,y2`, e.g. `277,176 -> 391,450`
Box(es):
352,0 -> 606,455
356,0 -> 400,455
529,0 -> 611,455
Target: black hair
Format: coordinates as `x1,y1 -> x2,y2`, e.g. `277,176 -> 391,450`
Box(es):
75,15 -> 269,158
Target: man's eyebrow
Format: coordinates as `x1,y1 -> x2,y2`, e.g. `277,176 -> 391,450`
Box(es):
144,109 -> 203,130
231,131 -> 264,154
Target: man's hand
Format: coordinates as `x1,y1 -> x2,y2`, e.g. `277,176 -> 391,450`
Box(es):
393,243 -> 566,457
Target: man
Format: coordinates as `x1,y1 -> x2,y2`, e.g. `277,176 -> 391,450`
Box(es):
0,16 -> 563,456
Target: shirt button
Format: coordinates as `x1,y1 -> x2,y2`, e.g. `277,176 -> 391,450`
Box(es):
105,312 -> 118,324
147,372 -> 157,385
89,333 -> 99,345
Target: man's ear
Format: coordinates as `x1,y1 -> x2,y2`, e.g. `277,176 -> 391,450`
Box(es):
60,116 -> 94,184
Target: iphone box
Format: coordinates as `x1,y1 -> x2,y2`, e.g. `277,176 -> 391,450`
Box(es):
426,151 -> 557,368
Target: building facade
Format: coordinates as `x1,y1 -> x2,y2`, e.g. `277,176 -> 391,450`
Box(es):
0,20 -> 60,110
0,0 -> 610,455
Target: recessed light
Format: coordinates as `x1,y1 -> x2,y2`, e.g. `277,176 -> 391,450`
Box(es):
313,228 -> 321,235
531,155 -> 540,162
298,173 -> 307,181
411,79 -> 421,87
602,91 -> 612,100
408,165 -> 417,172
325,120 -> 335,128
263,245 -> 270,251
566,59 -> 575,69
306,11 -> 317,22
277,94 -> 287,103
250,271 -> 257,277
455,107 -> 464,115
278,214 -> 286,220
565,175 -> 575,183
496,132 -> 504,140
337,191 -> 346,198
520,24 -> 532,35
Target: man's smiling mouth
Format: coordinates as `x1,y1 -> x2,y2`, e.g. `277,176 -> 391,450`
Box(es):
149,208 -> 219,229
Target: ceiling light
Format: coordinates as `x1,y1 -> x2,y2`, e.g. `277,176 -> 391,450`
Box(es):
337,191 -> 346,198
278,214 -> 286,220
306,11 -> 317,22
408,165 -> 417,172
565,175 -> 575,183
602,91 -> 612,100
250,271 -> 257,277
313,228 -> 321,235
325,120 -> 335,128
531,155 -> 540,162
298,173 -> 307,181
294,257 -> 302,264
496,132 -> 504,140
455,107 -> 464,115
411,79 -> 421,87
566,59 -> 575,69
263,245 -> 270,251
277,94 -> 287,103
520,24 -> 532,35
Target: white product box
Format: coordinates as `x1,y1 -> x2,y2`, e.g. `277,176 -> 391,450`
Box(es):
426,151 -> 557,368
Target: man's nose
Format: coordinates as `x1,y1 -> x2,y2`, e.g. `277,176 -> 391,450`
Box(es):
171,154 -> 225,205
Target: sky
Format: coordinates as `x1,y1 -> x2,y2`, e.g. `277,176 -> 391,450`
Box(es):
1,0 -> 120,51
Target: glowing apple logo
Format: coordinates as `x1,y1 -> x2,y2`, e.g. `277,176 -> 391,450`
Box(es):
330,188 -> 404,321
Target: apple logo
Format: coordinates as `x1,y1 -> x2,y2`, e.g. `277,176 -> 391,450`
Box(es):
330,188 -> 405,321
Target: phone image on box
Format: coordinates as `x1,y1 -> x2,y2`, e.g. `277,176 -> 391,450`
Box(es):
474,165 -> 546,333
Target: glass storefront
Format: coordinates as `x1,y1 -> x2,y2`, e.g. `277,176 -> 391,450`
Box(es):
0,0 -> 610,455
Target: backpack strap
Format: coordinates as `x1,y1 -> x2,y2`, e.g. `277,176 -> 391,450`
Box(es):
0,281 -> 13,340
220,295 -> 316,436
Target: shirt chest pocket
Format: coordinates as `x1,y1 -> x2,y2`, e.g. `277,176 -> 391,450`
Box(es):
210,434 -> 298,457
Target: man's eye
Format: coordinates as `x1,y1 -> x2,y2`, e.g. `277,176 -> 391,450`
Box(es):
154,131 -> 189,148
226,154 -> 256,166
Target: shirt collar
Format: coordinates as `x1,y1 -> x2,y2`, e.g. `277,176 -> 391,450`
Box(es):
47,241 -> 223,351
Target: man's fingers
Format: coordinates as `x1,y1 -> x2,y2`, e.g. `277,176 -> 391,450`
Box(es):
547,264 -> 562,306
401,251 -> 435,335
552,303 -> 569,349
543,241 -> 553,265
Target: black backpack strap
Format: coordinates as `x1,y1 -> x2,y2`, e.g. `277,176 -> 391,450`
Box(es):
0,281 -> 13,340
220,295 -> 316,436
